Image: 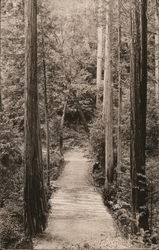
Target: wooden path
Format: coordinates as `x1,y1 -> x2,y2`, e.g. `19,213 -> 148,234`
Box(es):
34,148 -> 133,249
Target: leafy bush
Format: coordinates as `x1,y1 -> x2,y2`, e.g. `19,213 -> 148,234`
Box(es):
0,198 -> 24,249
0,114 -> 24,249
0,114 -> 22,205
146,91 -> 158,154
0,162 -> 24,249
65,84 -> 96,124
43,147 -> 64,184
90,113 -> 105,166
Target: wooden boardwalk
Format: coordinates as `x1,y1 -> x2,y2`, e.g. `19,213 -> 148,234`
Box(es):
34,148 -> 133,249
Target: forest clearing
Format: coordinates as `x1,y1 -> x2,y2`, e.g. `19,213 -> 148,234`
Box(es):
0,0 -> 159,249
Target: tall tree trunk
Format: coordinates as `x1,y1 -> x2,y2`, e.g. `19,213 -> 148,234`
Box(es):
41,16 -> 50,188
130,0 -> 149,232
155,1 -> 159,100
104,0 -> 114,190
155,0 -> 159,154
0,0 -> 1,112
0,5 -> 2,113
24,0 -> 48,237
0,83 -> 2,112
96,0 -> 103,107
117,0 -> 122,185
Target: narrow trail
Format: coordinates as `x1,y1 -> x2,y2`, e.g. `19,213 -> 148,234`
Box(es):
34,147 -> 133,249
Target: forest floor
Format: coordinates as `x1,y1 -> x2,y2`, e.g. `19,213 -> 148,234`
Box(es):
33,146 -> 136,249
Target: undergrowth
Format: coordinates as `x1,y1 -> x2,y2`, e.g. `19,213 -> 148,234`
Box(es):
0,115 -> 64,249
89,108 -> 159,249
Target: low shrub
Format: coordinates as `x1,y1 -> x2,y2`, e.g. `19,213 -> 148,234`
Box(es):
90,113 -> 105,166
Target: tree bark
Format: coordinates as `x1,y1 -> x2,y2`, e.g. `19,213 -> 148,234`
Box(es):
104,0 -> 114,190
117,0 -> 122,185
130,0 -> 149,232
155,1 -> 159,151
41,16 -> 50,188
0,84 -> 2,112
155,1 -> 159,100
24,0 -> 48,237
96,0 -> 103,107
0,0 -> 1,112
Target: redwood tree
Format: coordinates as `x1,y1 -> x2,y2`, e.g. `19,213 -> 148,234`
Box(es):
104,0 -> 114,190
130,0 -> 149,232
0,84 -> 2,112
24,0 -> 48,236
155,0 -> 159,155
41,15 -> 50,187
155,0 -> 159,100
96,0 -> 103,107
117,0 -> 122,184
0,2 -> 2,113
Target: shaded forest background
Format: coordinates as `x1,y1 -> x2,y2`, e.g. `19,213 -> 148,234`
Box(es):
0,0 -> 159,248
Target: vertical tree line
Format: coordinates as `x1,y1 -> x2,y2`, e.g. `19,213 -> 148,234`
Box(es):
97,0 -> 150,233
117,0 -> 122,185
0,0 -> 2,112
24,0 -> 48,236
155,0 -> 159,156
23,0 -> 151,238
0,83 -> 2,112
130,0 -> 149,232
96,0 -> 103,107
103,0 -> 114,190
155,0 -> 159,100
40,14 -> 50,188
16,0 -> 158,240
